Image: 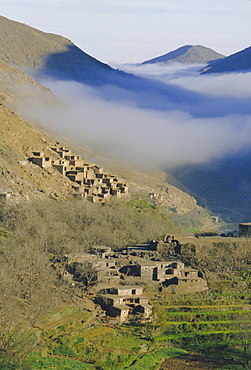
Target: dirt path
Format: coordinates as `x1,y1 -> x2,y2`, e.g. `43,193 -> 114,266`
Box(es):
160,353 -> 223,370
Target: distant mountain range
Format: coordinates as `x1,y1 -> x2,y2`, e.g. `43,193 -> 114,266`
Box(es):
142,45 -> 225,65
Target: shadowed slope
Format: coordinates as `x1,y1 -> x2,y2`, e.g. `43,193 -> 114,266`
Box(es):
201,46 -> 251,74
0,15 -> 111,73
169,149 -> 251,222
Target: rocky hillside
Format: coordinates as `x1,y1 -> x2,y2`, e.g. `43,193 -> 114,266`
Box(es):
0,104 -> 73,199
0,59 -> 59,110
0,102 -> 212,226
142,45 -> 225,65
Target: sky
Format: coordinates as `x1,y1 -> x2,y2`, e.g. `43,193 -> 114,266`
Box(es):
1,0 -> 251,64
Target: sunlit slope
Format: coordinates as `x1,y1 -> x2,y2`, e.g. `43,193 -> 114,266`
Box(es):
0,59 -> 59,109
142,45 -> 225,65
0,15 -> 110,73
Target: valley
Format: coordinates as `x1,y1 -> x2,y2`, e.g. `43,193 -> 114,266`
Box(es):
0,14 -> 251,370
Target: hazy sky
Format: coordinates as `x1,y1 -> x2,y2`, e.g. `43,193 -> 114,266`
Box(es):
1,0 -> 251,63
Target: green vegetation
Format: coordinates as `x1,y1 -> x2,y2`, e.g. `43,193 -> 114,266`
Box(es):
125,348 -> 186,369
0,198 -> 251,369
28,355 -> 93,369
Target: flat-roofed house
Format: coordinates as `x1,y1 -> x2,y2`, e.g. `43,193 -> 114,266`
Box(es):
239,222 -> 251,237
97,285 -> 152,322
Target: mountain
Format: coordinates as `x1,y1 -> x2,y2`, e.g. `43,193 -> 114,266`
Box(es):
0,16 -> 207,113
201,46 -> 251,74
142,45 -> 225,65
0,15 -> 111,79
0,17 -> 212,226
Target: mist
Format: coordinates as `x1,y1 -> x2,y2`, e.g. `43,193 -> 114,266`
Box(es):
22,63 -> 251,170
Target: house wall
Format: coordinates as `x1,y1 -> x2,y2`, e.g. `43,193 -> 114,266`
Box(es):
110,287 -> 143,296
163,277 -> 208,293
239,223 -> 251,237
31,146 -> 128,202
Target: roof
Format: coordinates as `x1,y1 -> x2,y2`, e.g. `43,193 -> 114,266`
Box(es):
117,305 -> 131,311
183,267 -> 198,272
138,261 -> 173,267
100,294 -> 148,300
239,222 -> 251,226
139,304 -> 152,309
110,285 -> 143,290
175,276 -> 203,281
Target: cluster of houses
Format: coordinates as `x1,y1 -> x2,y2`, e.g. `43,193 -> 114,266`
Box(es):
56,245 -> 208,323
29,145 -> 128,202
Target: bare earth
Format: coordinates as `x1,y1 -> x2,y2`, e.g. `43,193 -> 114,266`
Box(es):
160,353 -> 222,370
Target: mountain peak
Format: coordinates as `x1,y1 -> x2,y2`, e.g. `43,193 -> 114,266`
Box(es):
142,45 -> 225,65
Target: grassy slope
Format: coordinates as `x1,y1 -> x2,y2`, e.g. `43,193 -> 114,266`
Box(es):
25,268 -> 251,370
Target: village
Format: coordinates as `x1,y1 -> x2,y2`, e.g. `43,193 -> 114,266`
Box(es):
0,143 -> 250,325
29,144 -> 128,202
52,238 -> 208,323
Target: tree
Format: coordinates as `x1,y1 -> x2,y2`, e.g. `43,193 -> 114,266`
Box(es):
67,261 -> 98,292
234,313 -> 251,355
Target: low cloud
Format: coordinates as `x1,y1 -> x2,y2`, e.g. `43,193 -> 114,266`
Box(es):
20,64 -> 251,170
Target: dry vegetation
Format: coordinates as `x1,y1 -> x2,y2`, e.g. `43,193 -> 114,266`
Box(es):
0,198 -> 251,369
0,197 -> 176,367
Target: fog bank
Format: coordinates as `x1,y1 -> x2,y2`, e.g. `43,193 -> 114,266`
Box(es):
22,64 -> 251,169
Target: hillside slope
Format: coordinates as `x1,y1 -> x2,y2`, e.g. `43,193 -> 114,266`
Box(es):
0,59 -> 59,110
142,45 -> 225,65
0,15 -> 110,73
201,45 -> 251,74
0,104 -> 73,199
0,103 -> 212,226
0,16 -> 212,227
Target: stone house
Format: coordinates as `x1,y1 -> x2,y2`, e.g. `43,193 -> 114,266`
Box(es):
0,190 -> 20,204
129,261 -> 184,282
51,146 -> 70,158
52,159 -> 72,175
0,190 -> 13,204
162,275 -> 208,293
64,251 -> 119,283
30,152 -> 51,169
239,222 -> 251,237
97,285 -> 152,322
161,266 -> 207,293
123,260 -> 207,293
94,259 -> 120,282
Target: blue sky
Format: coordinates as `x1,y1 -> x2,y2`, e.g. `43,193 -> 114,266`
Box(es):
1,0 -> 251,63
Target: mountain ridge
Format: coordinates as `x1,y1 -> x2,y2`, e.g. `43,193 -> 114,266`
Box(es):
0,15 -> 110,72
201,45 -> 251,74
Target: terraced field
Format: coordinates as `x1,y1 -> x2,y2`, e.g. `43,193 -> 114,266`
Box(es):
26,271 -> 251,369
150,272 -> 251,369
